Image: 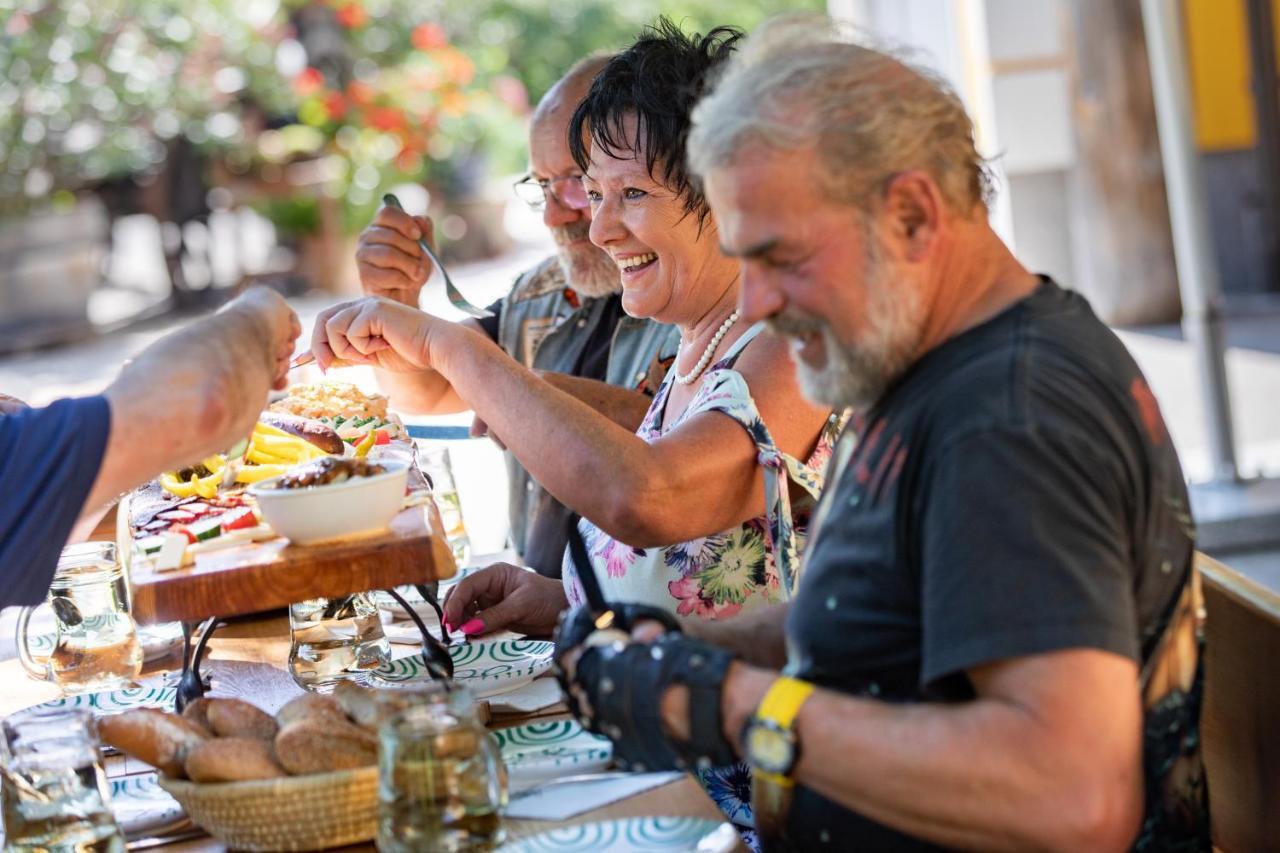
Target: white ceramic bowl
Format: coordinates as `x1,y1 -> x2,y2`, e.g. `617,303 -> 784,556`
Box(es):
248,460 -> 409,545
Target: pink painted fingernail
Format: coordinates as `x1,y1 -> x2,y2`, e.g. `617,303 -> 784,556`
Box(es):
442,619 -> 454,633
459,618 -> 485,636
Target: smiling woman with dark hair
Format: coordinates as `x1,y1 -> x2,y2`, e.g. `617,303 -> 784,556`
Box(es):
568,19 -> 739,231
304,23 -> 843,834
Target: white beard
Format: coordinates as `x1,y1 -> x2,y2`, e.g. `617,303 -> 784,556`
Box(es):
552,223 -> 621,298
776,250 -> 924,411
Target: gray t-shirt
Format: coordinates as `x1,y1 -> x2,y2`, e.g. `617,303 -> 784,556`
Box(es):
782,279 -> 1207,850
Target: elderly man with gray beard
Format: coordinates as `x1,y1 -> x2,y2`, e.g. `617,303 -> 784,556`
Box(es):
356,55 -> 678,578
553,15 -> 1209,853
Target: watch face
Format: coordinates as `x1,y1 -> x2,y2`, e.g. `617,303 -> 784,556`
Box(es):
747,723 -> 795,775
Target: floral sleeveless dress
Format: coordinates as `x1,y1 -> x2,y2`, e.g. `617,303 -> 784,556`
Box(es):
562,322 -> 845,836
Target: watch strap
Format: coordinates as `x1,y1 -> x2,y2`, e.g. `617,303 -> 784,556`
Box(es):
757,677 -> 815,730
751,677 -> 815,850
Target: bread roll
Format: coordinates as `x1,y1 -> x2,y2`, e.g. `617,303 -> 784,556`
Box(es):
274,718 -> 377,774
257,412 -> 344,455
205,698 -> 278,740
184,737 -> 286,782
334,681 -> 411,732
98,709 -> 209,777
276,693 -> 349,729
180,698 -> 214,734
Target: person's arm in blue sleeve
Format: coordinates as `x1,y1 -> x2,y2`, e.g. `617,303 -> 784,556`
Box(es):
0,288 -> 301,608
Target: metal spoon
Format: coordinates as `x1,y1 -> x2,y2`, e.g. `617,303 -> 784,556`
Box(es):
384,587 -> 455,683
381,193 -> 494,319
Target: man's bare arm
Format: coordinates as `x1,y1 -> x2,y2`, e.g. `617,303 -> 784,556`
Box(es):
355,205 -> 477,415
537,373 -> 653,432
84,289 -> 299,517
677,603 -> 790,669
712,649 -> 1144,852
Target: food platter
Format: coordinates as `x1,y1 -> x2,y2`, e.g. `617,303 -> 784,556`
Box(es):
118,382 -> 456,625
123,382 -> 424,573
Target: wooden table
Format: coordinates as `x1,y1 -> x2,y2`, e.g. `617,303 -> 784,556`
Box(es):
0,614 -> 743,851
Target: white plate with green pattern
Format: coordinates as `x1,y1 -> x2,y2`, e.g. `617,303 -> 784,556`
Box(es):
0,772 -> 185,847
499,817 -> 738,852
109,772 -> 185,837
26,685 -> 177,716
374,638 -> 555,698
24,623 -> 184,664
495,719 -> 612,786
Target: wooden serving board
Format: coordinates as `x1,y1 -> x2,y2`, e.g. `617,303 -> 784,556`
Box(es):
120,496 -> 457,625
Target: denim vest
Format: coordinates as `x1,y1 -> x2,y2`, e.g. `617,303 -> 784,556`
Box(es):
497,256 -> 679,572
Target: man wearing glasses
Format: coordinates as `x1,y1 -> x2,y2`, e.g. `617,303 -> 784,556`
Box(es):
355,55 -> 678,577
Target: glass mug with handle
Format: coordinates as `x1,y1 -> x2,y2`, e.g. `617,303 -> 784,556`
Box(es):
288,591 -> 391,693
0,707 -> 125,852
377,685 -> 508,852
418,446 -> 472,566
16,542 -> 143,694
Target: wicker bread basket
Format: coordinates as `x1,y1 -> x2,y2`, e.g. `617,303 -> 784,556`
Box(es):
158,766 -> 379,851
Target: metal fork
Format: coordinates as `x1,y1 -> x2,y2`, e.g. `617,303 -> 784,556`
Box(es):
381,193 -> 493,319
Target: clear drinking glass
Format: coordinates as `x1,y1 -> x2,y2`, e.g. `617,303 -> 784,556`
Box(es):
16,543 -> 143,694
0,708 -> 125,852
288,592 -> 391,693
376,686 -> 507,852
418,447 -> 472,566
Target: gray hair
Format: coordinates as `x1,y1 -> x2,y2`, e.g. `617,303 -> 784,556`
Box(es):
688,14 -> 994,216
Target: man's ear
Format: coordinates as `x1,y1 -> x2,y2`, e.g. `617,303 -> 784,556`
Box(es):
881,171 -> 942,262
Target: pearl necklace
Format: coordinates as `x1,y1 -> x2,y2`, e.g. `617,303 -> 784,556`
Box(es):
672,309 -> 740,385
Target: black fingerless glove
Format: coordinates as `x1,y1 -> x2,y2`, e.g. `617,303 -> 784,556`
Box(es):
553,603 -> 683,722
563,629 -> 740,774
554,603 -> 681,655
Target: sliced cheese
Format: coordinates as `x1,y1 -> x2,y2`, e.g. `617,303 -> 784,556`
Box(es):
152,533 -> 189,572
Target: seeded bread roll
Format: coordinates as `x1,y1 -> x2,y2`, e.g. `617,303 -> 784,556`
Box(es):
184,737 -> 286,783
274,718 -> 377,774
257,412 -> 344,455
276,693 -> 349,729
99,709 -> 209,778
205,698 -> 278,741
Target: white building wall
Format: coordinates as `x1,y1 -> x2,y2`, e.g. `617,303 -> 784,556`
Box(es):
829,0 -> 1079,285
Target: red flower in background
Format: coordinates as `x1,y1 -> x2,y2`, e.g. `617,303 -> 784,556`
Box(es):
396,149 -> 421,172
335,3 -> 367,29
438,49 -> 474,86
346,80 -> 374,106
324,92 -> 347,121
367,106 -> 406,132
411,23 -> 448,51
294,67 -> 325,96
5,12 -> 30,35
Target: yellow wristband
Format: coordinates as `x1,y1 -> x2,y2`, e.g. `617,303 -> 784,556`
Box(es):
756,677 -> 815,729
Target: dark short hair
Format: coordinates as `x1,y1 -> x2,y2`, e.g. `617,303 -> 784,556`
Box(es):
568,18 -> 742,228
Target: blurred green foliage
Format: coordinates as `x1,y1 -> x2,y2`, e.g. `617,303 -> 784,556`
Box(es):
0,0 -> 293,217
0,0 -> 821,228
442,0 -> 826,105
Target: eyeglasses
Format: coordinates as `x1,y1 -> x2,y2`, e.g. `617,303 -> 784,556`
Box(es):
513,173 -> 590,212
